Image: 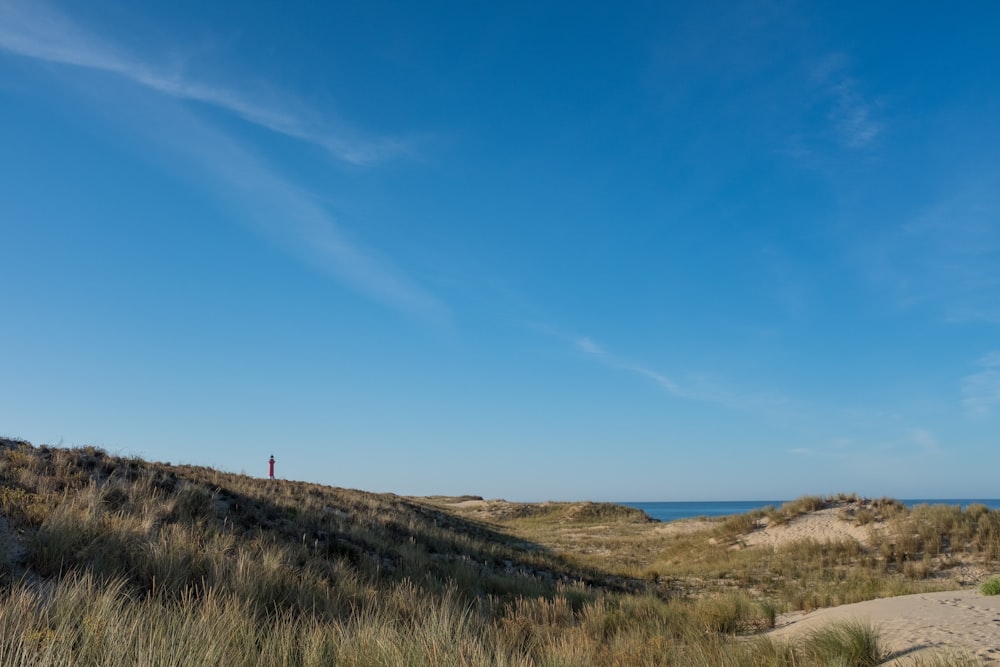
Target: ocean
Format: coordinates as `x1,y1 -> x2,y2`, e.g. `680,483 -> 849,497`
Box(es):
623,499 -> 1000,523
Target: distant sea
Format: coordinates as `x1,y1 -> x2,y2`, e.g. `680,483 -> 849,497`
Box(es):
623,499 -> 1000,523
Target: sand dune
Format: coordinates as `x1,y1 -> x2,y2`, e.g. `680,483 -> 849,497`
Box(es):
743,506 -> 875,547
770,589 -> 1000,663
446,497 -> 1000,661
750,505 -> 1000,661
664,503 -> 1000,661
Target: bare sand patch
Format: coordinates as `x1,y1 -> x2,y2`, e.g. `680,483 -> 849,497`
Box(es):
448,499 -> 489,509
769,589 -> 1000,664
743,506 -> 876,548
653,518 -> 717,537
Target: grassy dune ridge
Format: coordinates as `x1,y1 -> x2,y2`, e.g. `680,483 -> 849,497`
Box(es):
1,438 -> 996,665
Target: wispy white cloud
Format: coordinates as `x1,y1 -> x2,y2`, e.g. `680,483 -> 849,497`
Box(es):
542,327 -> 785,410
962,352 -> 1000,417
153,101 -> 448,323
0,0 -> 446,322
980,351 -> 1000,367
559,331 -> 687,397
575,337 -> 604,356
827,78 -> 881,149
856,178 -> 1000,322
794,427 -> 940,463
812,54 -> 882,150
619,362 -> 684,397
0,0 -> 406,165
907,428 -> 939,454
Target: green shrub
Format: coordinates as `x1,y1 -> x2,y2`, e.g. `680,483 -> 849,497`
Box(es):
980,575 -> 1000,595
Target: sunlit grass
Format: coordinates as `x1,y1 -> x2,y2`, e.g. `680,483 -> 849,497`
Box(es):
802,620 -> 887,667
3,437 -> 999,665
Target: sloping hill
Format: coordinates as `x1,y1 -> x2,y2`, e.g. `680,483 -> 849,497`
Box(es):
0,438 -> 647,600
2,437 -> 998,666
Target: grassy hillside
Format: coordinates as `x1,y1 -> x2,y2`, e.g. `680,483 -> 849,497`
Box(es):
1,437 -> 996,665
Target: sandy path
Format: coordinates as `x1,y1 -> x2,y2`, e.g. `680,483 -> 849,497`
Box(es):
770,590 -> 1000,663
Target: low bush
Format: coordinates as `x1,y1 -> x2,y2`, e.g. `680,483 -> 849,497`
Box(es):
980,575 -> 1000,596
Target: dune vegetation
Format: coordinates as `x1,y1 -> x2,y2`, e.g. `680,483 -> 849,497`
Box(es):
1,437 -> 998,665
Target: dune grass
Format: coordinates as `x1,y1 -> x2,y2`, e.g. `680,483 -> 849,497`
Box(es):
802,620 -> 887,667
3,438 -> 1000,665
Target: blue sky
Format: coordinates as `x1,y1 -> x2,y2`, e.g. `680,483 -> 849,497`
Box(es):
2,1 -> 999,501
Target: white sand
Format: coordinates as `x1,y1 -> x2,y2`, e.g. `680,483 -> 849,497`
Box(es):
770,589 -> 1000,663
449,499 -> 489,508
743,506 -> 875,547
